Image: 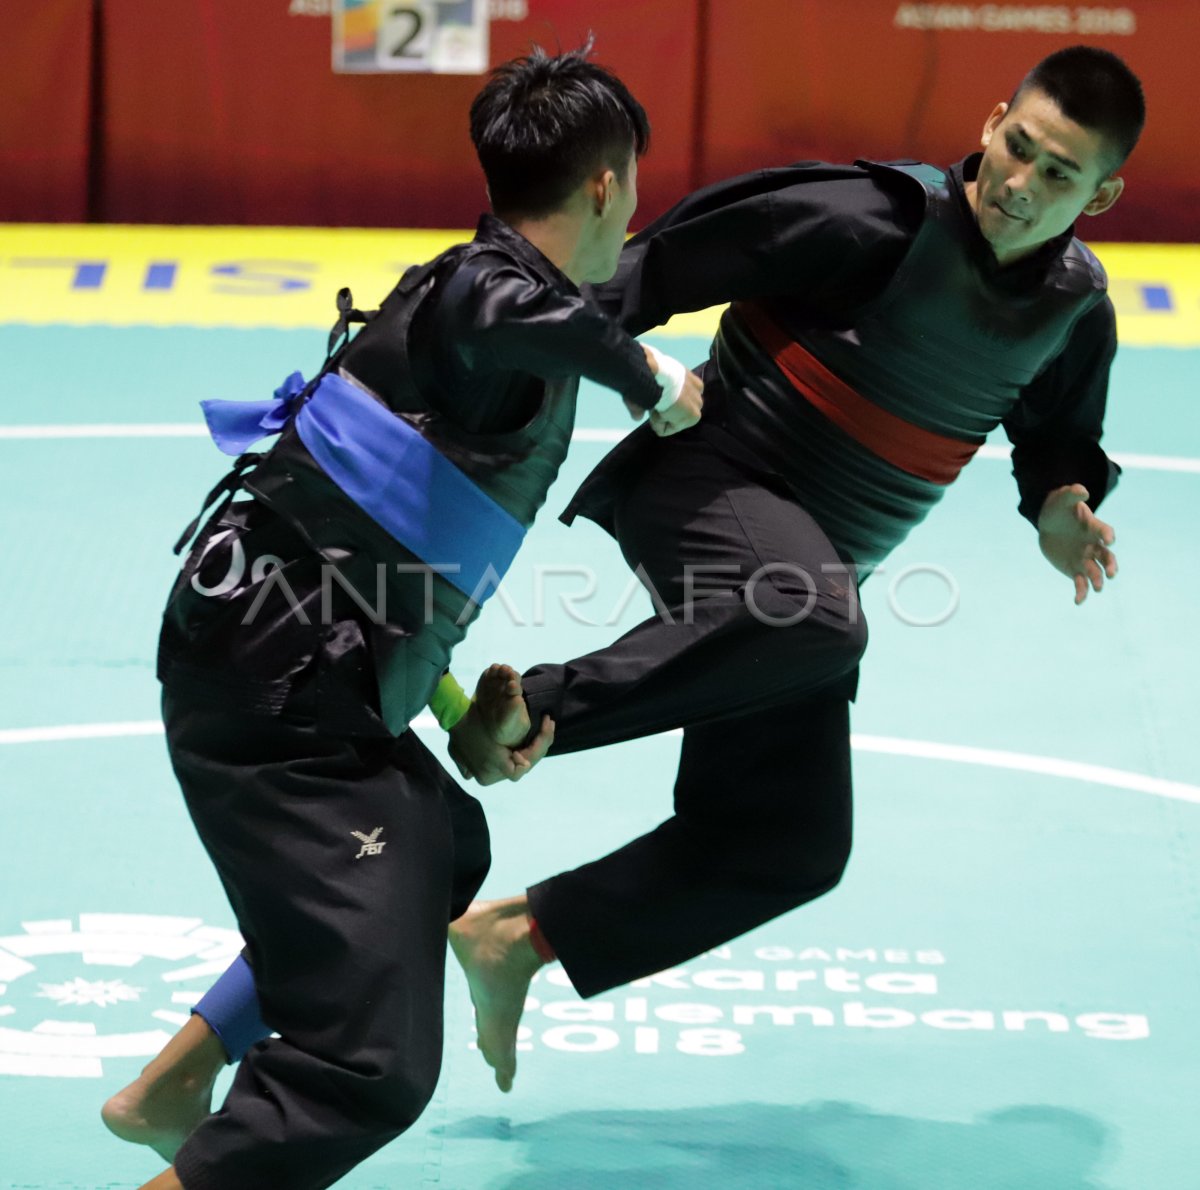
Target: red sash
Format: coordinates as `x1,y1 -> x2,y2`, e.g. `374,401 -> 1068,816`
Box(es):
733,301 -> 981,486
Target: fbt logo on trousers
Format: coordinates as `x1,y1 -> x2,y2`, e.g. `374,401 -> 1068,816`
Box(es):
0,914 -> 241,1078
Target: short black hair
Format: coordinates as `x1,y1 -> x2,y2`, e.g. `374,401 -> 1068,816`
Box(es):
470,41 -> 650,220
1013,46 -> 1145,174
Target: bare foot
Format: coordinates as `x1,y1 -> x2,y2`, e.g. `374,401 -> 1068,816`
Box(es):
137,1169 -> 185,1190
101,1014 -> 225,1161
449,665 -> 554,785
473,664 -> 531,746
449,897 -> 545,1092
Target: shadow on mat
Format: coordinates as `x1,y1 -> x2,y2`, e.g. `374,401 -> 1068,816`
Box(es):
445,1100 -> 1112,1189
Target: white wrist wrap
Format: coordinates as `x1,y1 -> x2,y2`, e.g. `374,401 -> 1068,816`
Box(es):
645,345 -> 688,413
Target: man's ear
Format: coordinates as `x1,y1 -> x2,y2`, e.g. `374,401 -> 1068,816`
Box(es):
1082,175 -> 1124,218
592,168 -> 617,217
980,101 -> 1009,149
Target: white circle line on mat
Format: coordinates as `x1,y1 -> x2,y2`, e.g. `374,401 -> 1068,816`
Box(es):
2,719 -> 1197,806
0,424 -> 208,439
0,424 -> 1196,473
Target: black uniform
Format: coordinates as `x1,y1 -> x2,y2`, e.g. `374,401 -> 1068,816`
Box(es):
161,215 -> 660,1190
519,156 -> 1120,997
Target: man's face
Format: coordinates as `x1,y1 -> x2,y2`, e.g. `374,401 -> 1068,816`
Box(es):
966,86 -> 1123,265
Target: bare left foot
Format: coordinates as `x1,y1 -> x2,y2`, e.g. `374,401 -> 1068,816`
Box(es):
101,1014 -> 225,1161
449,897 -> 545,1092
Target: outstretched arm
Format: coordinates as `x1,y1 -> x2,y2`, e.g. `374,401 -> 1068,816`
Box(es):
587,162 -> 917,335
1003,299 -> 1122,603
637,344 -> 705,437
440,259 -> 668,415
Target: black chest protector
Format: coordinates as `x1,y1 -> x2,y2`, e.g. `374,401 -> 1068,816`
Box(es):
710,160 -> 1108,567
241,243 -> 578,729
791,160 -> 1108,436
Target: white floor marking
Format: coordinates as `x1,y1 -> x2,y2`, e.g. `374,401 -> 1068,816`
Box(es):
83,952 -> 142,967
0,721 -> 164,744
0,424 -> 1196,473
80,913 -> 205,935
0,932 -> 212,961
851,734 -> 1200,806
0,1025 -> 172,1058
0,1053 -> 101,1077
161,959 -> 240,984
973,443 -> 1200,474
153,1010 -> 193,1028
3,718 -> 1198,806
0,424 -> 207,439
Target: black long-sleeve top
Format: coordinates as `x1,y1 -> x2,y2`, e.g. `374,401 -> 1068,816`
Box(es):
161,214 -> 661,729
588,156 -> 1119,549
361,212 -> 662,428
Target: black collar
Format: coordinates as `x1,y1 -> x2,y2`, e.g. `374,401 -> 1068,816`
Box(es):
474,213 -> 579,294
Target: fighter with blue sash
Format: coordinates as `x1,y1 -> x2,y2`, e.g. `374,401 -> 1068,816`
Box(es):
104,46 -> 702,1190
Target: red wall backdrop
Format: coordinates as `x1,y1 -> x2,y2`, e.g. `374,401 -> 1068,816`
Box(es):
0,0 -> 95,222
699,1 -> 1197,243
1,1 -> 1196,240
94,0 -> 700,229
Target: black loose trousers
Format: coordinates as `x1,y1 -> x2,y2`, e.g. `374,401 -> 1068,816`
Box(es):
523,430 -> 868,997
166,689 -> 490,1190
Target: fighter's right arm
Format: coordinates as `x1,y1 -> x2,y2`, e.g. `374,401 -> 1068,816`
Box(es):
587,163 -> 916,336
438,258 -> 663,413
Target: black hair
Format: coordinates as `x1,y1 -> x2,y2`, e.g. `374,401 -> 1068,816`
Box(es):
1013,46 -> 1145,173
470,40 -> 650,220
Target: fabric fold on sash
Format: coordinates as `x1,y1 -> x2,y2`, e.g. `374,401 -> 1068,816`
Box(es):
201,371 -> 308,456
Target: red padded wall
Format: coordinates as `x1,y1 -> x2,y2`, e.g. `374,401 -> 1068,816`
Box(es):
5,2 -> 1194,239
97,0 -> 700,229
0,0 -> 95,222
701,1 -> 1197,242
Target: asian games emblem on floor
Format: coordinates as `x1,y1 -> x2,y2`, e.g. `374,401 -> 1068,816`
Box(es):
0,913 -> 241,1078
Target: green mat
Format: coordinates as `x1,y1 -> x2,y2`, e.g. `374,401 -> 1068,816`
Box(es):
0,326 -> 1197,1188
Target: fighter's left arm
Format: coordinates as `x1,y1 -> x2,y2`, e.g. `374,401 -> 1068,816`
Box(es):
1002,298 -> 1121,605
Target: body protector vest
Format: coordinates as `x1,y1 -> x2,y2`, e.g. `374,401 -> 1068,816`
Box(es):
708,160 -> 1108,569
189,243 -> 578,732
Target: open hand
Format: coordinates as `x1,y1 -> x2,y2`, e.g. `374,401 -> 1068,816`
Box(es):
1037,484 -> 1118,605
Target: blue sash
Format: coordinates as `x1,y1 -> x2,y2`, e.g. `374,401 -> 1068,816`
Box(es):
201,373 -> 526,600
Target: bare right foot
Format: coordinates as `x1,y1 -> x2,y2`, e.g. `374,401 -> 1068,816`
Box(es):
101,1014 -> 226,1161
449,897 -> 546,1092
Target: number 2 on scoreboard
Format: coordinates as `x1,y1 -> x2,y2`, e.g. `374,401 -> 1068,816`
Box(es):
379,2 -> 434,69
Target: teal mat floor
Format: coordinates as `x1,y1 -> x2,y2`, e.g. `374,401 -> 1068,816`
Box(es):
0,326 -> 1197,1188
